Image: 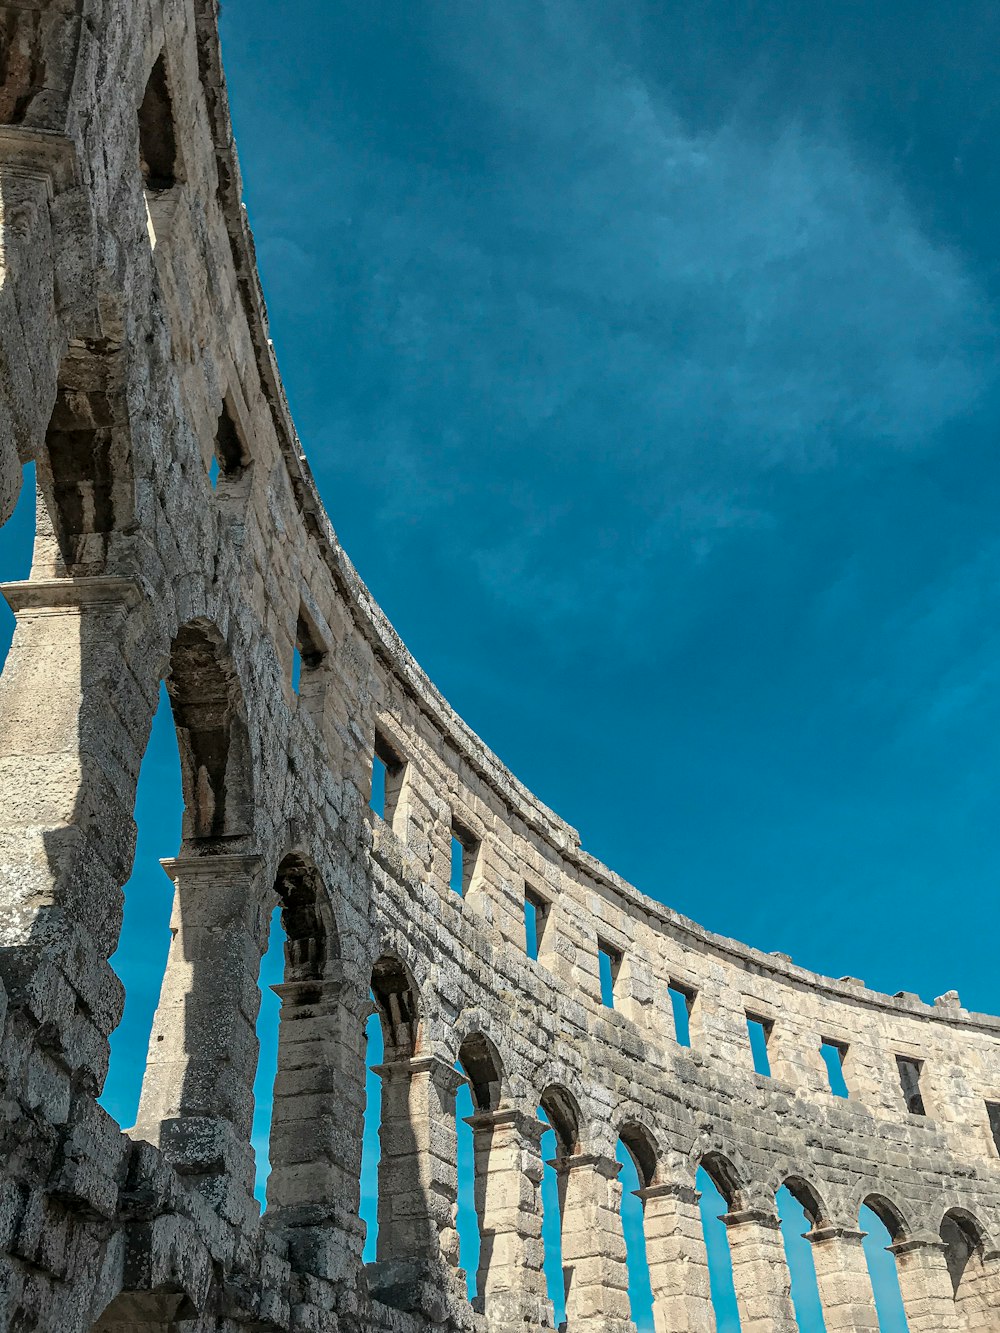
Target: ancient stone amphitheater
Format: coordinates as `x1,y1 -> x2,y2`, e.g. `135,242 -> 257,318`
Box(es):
0,2 -> 998,1331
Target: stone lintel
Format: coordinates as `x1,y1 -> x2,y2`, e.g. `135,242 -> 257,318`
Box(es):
159,853 -> 264,885
463,1107 -> 545,1141
634,1181 -> 701,1207
888,1232 -> 950,1258
270,977 -> 346,1009
721,1206 -> 782,1231
371,1054 -> 466,1093
1,576 -> 141,616
0,126 -> 80,198
805,1225 -> 868,1246
550,1151 -> 621,1179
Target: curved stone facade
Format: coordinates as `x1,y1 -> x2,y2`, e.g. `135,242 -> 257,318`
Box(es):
0,2 -> 998,1331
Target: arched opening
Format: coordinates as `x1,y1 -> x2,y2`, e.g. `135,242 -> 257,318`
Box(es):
371,953 -> 421,1062
258,855 -> 343,1214
116,625 -> 261,1214
138,53 -> 178,192
617,1122 -> 657,1331
32,340 -> 131,579
860,1196 -> 910,1332
777,1178 -> 827,1331
367,954 -> 433,1278
697,1155 -> 742,1330
107,621 -> 252,1124
361,1007 -> 384,1263
455,1032 -> 504,1302
166,619 -> 252,841
100,682 -> 182,1130
90,1288 -> 194,1332
538,1083 -> 581,1326
941,1209 -> 995,1330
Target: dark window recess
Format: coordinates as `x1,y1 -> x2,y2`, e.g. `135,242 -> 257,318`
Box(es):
371,733 -> 404,825
987,1102 -> 1000,1155
524,885 -> 549,960
449,820 -> 480,897
138,53 -> 177,191
212,401 -> 248,483
293,607 -> 325,696
896,1056 -> 926,1115
598,942 -> 622,1008
820,1039 -> 850,1098
746,1015 -> 773,1076
668,983 -> 695,1047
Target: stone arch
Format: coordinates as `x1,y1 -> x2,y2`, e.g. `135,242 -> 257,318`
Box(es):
273,851 -> 340,987
138,50 -> 180,192
90,1289 -> 195,1331
371,952 -> 422,1060
263,853 -> 364,1251
942,1208 -> 987,1286
457,1030 -> 503,1112
860,1191 -> 911,1243
166,618 -> 253,841
780,1173 -> 830,1229
940,1206 -> 1000,1328
539,1083 -> 581,1157
697,1150 -> 749,1211
618,1119 -> 660,1190
32,338 -> 133,578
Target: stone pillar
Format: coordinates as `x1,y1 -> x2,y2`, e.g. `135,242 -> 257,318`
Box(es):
132,853 -> 266,1221
557,1152 -> 635,1333
0,577 -> 144,1078
806,1227 -> 880,1332
723,1206 -> 798,1333
892,1235 -> 962,1333
957,1246 -> 1000,1331
264,968 -> 369,1283
368,1053 -> 467,1313
465,1107 -> 553,1327
636,1182 -> 714,1333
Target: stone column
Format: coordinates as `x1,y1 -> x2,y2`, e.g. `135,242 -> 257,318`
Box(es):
264,967 -> 369,1283
557,1152 -> 635,1333
957,1246 -> 1000,1331
368,1052 -> 467,1312
636,1182 -> 714,1333
806,1226 -> 880,1332
465,1107 -> 553,1327
132,853 -> 266,1222
0,576 -> 144,1078
723,1206 -> 798,1333
891,1235 -> 962,1333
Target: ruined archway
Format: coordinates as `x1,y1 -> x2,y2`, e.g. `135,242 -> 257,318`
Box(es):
166,618 -> 253,841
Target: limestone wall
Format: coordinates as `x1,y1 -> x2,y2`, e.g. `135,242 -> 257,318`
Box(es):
0,2 -> 997,1331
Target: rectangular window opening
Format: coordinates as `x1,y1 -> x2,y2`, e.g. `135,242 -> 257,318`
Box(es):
524,885 -> 549,960
668,982 -> 696,1047
820,1039 -> 850,1098
986,1102 -> 1000,1155
371,732 -> 404,825
294,607 -> 326,696
598,942 -> 622,1009
746,1014 -> 773,1077
896,1055 -> 926,1116
450,820 -> 480,897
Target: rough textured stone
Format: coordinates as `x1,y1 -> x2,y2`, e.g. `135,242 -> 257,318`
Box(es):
0,2 -> 999,1331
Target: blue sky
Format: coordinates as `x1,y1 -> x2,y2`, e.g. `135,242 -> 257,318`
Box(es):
212,0 -> 1000,1013
1,0 -> 998,1326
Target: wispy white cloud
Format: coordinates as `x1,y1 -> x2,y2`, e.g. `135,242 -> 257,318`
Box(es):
252,0 -> 995,647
